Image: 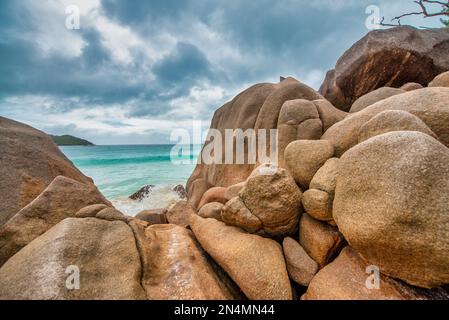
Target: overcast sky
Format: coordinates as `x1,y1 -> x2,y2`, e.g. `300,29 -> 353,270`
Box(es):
0,0 -> 444,144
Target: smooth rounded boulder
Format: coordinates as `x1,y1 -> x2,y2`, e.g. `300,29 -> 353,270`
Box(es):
198,202 -> 224,221
135,208 -> 168,224
284,140 -> 334,189
303,247 -> 449,300
277,99 -> 346,168
238,164 -> 302,237
349,87 -> 405,113
302,189 -> 332,222
322,87 -> 449,156
429,71 -> 449,87
198,187 -> 227,209
302,158 -> 340,222
0,218 -> 146,300
299,213 -> 345,269
129,221 -> 239,300
0,117 -> 92,227
283,237 -> 318,286
190,214 -> 292,300
358,110 -> 437,143
400,82 -> 423,91
166,200 -> 195,228
319,26 -> 449,110
187,77 -> 324,207
334,131 -> 449,288
75,204 -> 110,218
0,176 -> 111,266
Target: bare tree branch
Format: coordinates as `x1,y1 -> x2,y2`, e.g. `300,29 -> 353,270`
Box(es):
379,0 -> 449,28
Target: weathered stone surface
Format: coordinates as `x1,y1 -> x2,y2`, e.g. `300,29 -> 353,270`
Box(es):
0,218 -> 146,300
349,87 -> 405,113
187,177 -> 209,209
221,197 -> 262,234
313,99 -> 348,132
0,117 -> 92,227
277,98 -> 346,169
302,189 -> 332,222
95,207 -> 128,222
309,158 -> 340,194
320,26 -> 449,111
198,187 -> 227,209
303,247 -> 449,300
322,87 -> 449,156
277,100 -> 322,168
190,215 -> 292,300
284,140 -> 334,189
299,213 -> 345,268
358,110 -> 437,144
135,209 -> 168,224
333,131 -> 449,288
198,202 -> 224,221
302,158 -> 340,222
166,200 -> 195,228
236,164 -> 302,237
400,82 -> 423,91
429,71 -> 449,88
129,221 -> 238,300
0,176 -> 111,266
283,237 -> 318,286
75,204 -> 110,218
224,182 -> 245,201
187,77 -> 323,206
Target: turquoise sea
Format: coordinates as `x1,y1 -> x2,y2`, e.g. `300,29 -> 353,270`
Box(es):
60,145 -> 199,215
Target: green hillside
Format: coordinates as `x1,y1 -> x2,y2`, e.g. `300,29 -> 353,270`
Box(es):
50,135 -> 94,146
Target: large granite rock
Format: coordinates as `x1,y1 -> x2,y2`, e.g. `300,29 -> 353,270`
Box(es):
198,187 -> 227,209
187,77 -> 323,208
358,110 -> 437,144
283,237 -> 318,286
334,131 -> 449,288
400,82 -> 423,91
135,209 -> 168,224
302,158 -> 340,222
0,176 -> 111,266
322,87 -> 449,156
303,247 -> 449,300
284,140 -> 335,189
129,221 -> 239,300
190,215 -> 292,300
299,213 -> 345,269
429,71 -> 449,88
166,200 -> 195,228
198,202 -> 224,221
0,117 -> 92,227
277,99 -> 345,168
320,26 -> 449,111
349,87 -> 405,113
225,164 -> 302,238
0,218 -> 146,300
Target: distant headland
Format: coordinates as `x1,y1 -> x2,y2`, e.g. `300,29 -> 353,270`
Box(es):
50,134 -> 94,146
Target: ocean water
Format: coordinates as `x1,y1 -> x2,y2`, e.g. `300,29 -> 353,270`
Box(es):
60,145 -> 198,216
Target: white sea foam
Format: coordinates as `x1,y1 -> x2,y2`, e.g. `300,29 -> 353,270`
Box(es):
111,185 -> 182,216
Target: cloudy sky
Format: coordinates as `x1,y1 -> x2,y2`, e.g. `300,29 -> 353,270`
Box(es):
0,0 -> 445,144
